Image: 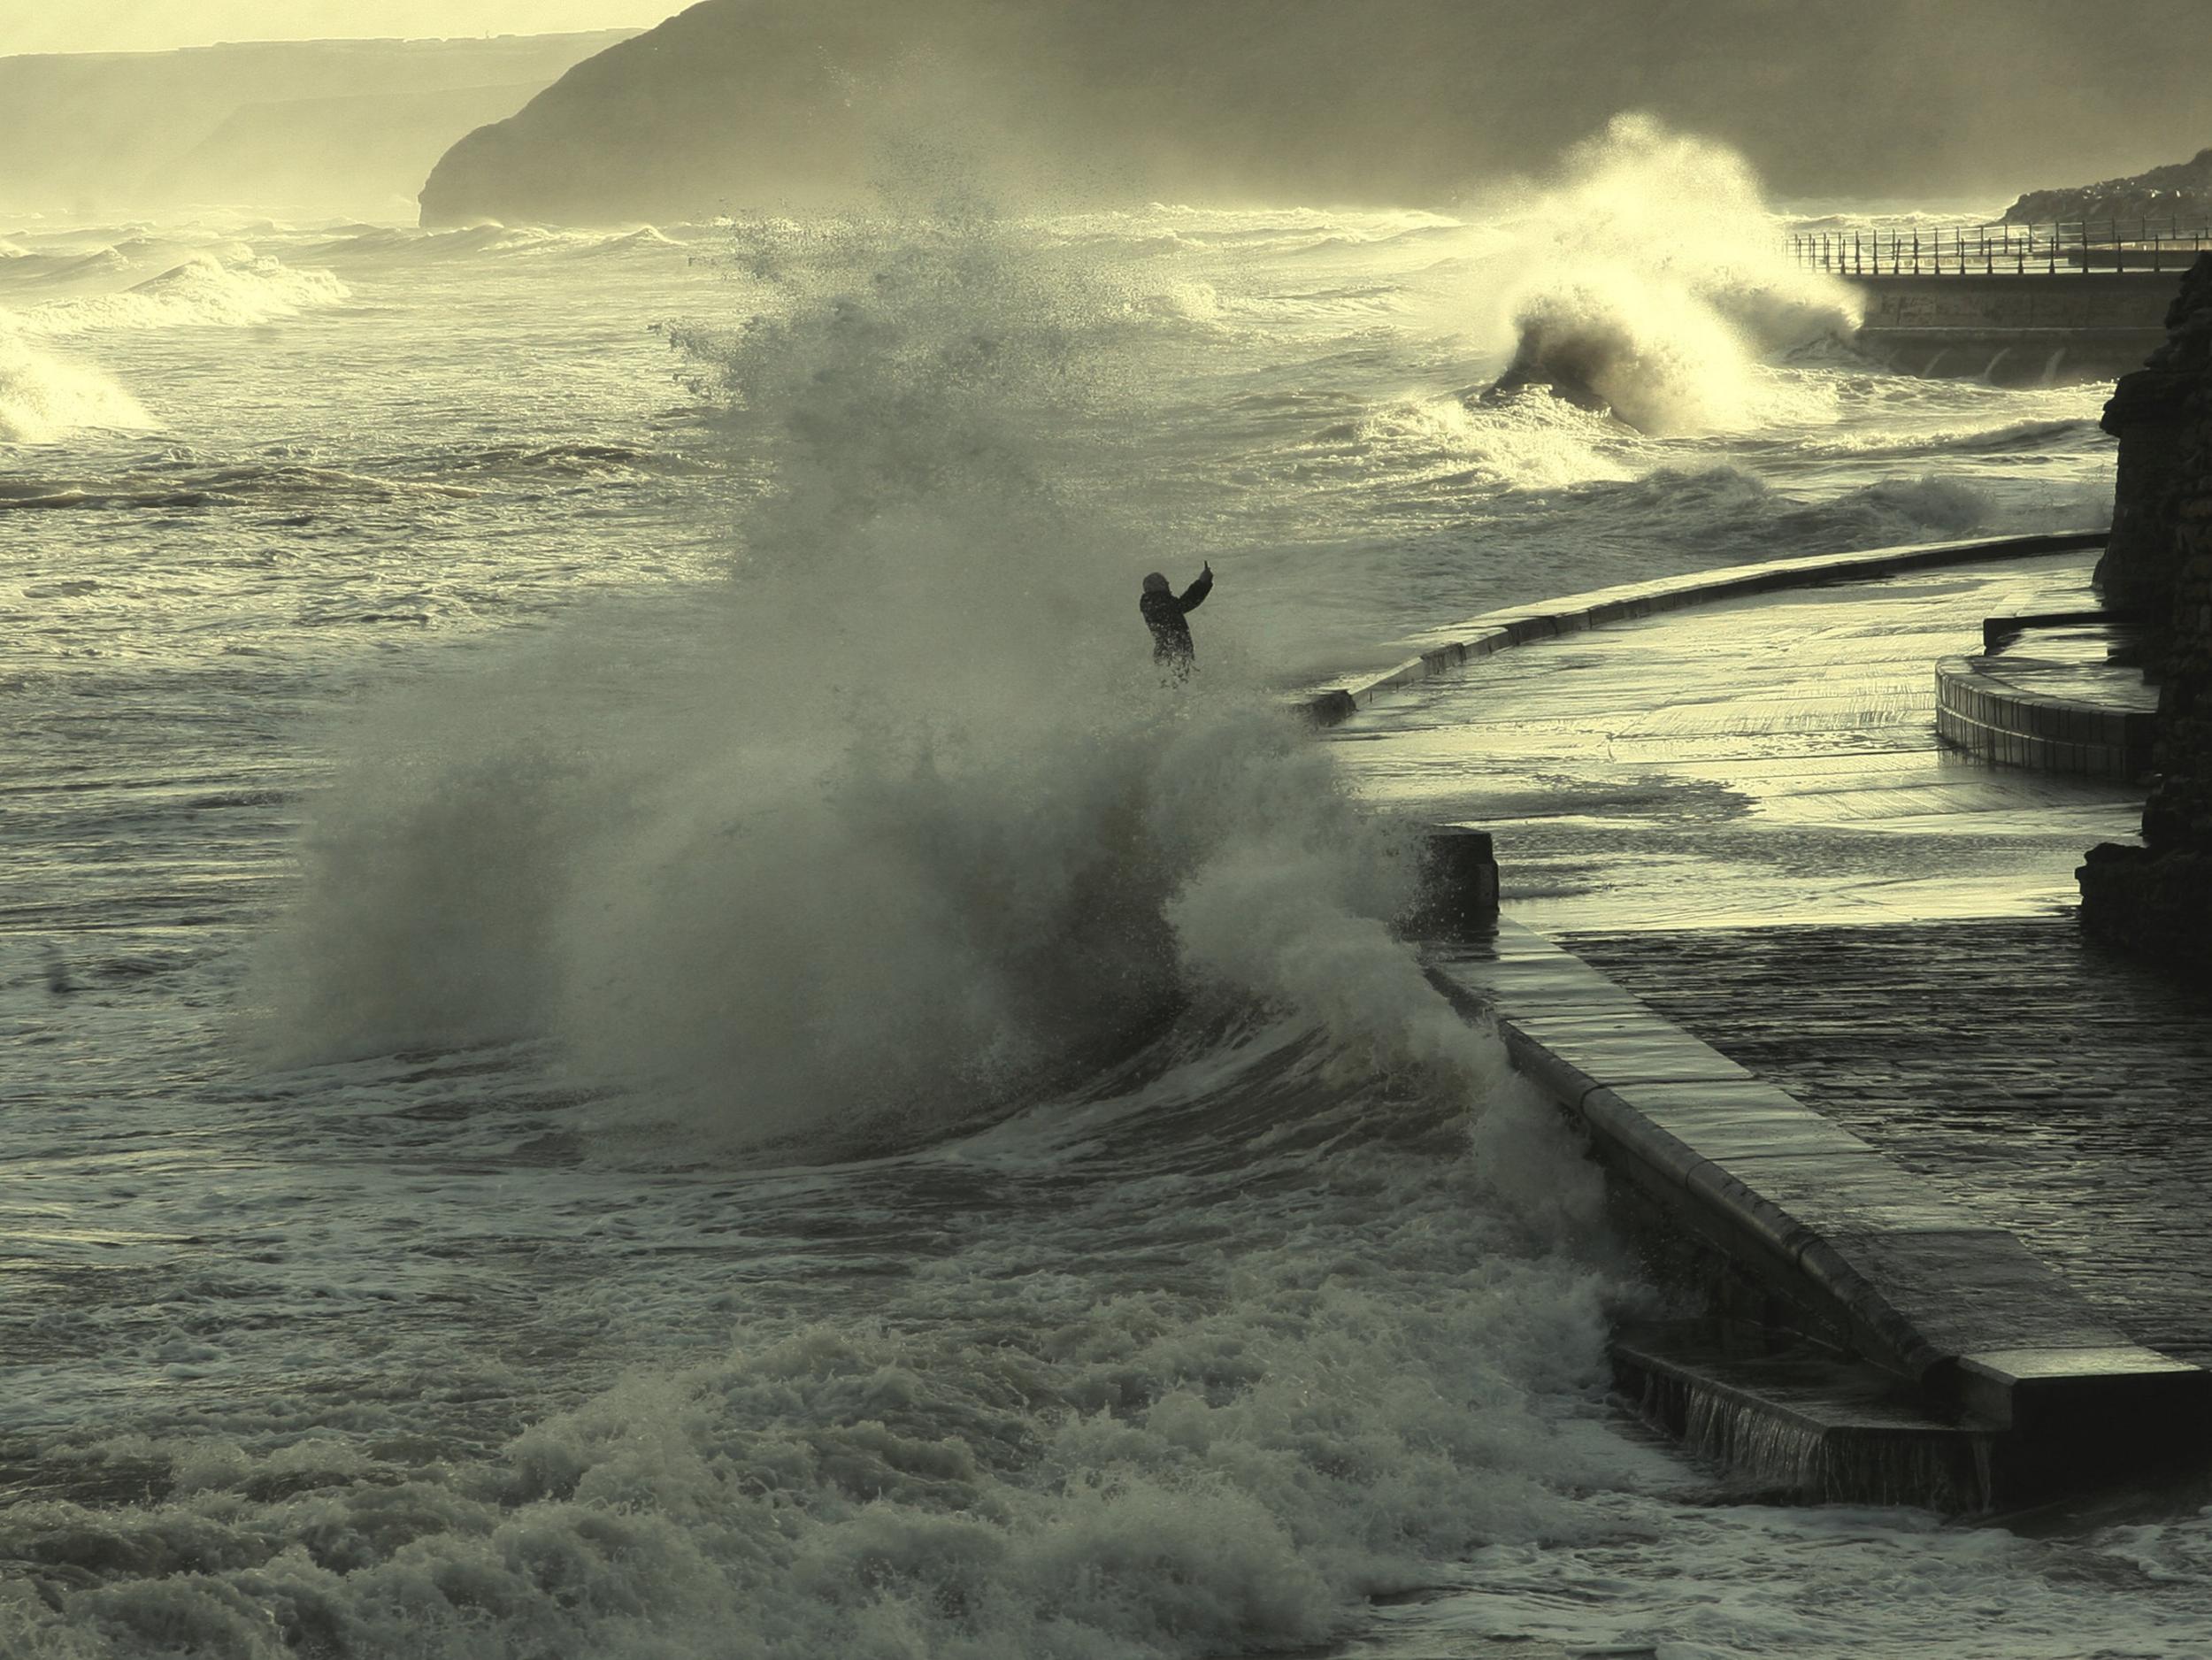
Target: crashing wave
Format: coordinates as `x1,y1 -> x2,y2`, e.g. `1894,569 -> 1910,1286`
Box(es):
0,320 -> 153,442
1482,115 -> 1861,435
22,252 -> 349,334
256,210 -> 1523,1154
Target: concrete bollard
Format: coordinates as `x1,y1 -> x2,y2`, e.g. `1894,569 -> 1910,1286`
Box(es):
1404,826 -> 1499,937
1302,689 -> 1357,728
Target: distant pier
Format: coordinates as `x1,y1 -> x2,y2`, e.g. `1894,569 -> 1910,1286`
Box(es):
1790,220 -> 2212,383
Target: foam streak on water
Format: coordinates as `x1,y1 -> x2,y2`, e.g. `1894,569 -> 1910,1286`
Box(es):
3,140 -> 2188,1659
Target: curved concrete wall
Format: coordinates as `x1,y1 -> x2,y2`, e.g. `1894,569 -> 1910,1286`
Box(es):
1302,529 -> 2110,728
1935,654 -> 2155,780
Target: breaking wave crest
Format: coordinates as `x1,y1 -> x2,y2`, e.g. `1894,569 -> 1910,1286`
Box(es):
23,252 -> 349,335
256,211 -> 1525,1153
0,320 -> 152,442
1487,115 -> 1861,435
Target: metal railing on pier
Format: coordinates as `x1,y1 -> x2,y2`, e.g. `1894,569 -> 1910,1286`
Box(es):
1789,219 -> 2212,277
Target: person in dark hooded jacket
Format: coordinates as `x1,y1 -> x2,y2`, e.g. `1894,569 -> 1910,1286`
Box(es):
1140,563 -> 1213,674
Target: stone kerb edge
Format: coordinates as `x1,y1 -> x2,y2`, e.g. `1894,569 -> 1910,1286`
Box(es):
1934,653 -> 2156,780
1302,529 -> 2111,728
1428,920 -> 2210,1441
1432,932 -> 1948,1385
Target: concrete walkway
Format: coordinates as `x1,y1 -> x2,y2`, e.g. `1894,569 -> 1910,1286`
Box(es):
1327,551 -> 2140,931
1570,921 -> 2212,1367
1327,549 -> 2212,1372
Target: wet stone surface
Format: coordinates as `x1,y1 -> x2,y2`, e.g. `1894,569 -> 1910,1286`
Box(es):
1981,624 -> 2161,710
1565,919 -> 2212,1365
1326,552 -> 2140,932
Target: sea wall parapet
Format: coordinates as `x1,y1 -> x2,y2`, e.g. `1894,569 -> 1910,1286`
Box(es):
1426,920 -> 2210,1505
1302,530 -> 2109,730
1844,273 -> 2176,383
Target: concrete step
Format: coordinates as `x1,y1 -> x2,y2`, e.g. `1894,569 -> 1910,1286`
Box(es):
1613,1322 -> 1998,1509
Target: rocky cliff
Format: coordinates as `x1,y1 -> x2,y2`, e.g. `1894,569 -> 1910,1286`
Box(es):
418,0 -> 2212,227
2005,149 -> 2212,230
2080,253 -> 2212,969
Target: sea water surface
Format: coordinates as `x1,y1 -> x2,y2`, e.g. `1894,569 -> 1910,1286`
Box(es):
6,126 -> 2208,1659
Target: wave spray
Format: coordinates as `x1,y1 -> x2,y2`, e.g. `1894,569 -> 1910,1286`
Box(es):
257,206 -> 1536,1155
1486,114 -> 1861,434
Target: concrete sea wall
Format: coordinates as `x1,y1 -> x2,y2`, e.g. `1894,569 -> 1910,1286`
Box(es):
1848,273 -> 2175,383
1367,526 -> 2212,1504
1303,529 -> 2110,729
1426,921 -> 2209,1507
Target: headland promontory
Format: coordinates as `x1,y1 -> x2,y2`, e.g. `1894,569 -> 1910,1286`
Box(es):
417,0 -> 2211,226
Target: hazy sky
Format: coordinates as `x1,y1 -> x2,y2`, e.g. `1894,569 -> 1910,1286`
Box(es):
0,2 -> 680,54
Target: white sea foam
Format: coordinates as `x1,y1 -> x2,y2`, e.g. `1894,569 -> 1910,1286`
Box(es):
0,317 -> 152,442
0,1009 -> 1623,1660
1480,115 -> 1862,435
1352,391 -> 1639,491
22,252 -> 349,334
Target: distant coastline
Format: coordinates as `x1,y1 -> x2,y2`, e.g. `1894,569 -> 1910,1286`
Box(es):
413,0 -> 2212,227
0,32 -> 637,217
2004,147 -> 2212,228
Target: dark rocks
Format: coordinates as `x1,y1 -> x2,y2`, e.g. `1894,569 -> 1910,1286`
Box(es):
2079,252 -> 2212,969
2098,369 -> 2194,612
2094,254 -> 2212,612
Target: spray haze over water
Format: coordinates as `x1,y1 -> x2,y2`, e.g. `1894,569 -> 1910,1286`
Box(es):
260,209 -> 1510,1152
10,203 -> 1626,1660
4,101 -> 2194,1659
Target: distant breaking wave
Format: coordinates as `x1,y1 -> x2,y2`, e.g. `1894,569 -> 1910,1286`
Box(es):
1485,116 -> 1861,435
19,253 -> 349,335
295,222 -> 699,266
0,441 -> 691,506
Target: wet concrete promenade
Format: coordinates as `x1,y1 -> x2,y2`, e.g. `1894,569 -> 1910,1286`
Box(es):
1329,550 -> 2139,930
1327,549 -> 2212,1365
1570,923 -> 2212,1366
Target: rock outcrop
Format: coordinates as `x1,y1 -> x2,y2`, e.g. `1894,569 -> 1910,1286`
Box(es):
2080,253 -> 2212,968
2005,149 -> 2212,231
418,0 -> 2212,227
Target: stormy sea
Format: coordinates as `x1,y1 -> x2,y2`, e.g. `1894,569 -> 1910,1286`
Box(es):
5,122 -> 2201,1657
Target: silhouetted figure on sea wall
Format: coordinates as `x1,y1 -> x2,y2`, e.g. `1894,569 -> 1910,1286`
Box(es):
1141,564 -> 1213,676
